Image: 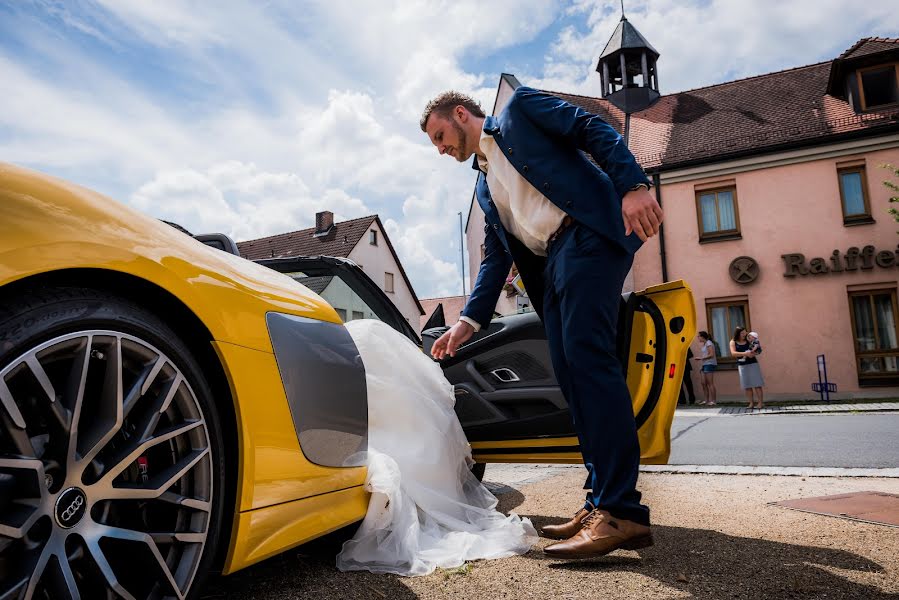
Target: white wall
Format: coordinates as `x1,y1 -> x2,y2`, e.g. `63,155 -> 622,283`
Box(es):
348,219 -> 423,334
318,276 -> 379,322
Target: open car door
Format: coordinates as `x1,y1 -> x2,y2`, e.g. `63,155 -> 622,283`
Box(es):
423,280 -> 695,465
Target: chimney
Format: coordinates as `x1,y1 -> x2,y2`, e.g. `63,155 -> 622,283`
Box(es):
314,211 -> 334,236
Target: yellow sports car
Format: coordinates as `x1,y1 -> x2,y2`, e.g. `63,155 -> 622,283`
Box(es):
0,163 -> 695,599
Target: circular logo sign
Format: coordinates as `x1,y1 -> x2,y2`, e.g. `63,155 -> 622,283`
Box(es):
55,487 -> 87,528
729,256 -> 760,284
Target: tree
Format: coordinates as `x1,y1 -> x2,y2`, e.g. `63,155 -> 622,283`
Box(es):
883,163 -> 899,232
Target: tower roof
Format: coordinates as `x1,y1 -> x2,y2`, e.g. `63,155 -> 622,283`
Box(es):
599,15 -> 659,59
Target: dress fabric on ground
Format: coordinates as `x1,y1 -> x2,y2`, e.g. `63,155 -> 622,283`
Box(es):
335,320 -> 537,576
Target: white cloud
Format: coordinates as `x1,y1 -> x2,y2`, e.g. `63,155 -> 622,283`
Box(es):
3,0 -> 898,300
132,161 -> 369,241
532,0 -> 899,96
385,218 -> 464,299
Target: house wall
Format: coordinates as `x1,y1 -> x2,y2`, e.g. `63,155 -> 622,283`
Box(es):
420,295 -> 467,331
318,276 -> 379,322
348,219 -> 423,334
634,138 -> 899,400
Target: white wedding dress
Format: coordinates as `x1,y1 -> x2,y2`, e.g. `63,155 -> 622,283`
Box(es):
336,320 -> 537,576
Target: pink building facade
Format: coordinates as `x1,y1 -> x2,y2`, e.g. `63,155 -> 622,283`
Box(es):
633,141 -> 899,400
465,36 -> 899,400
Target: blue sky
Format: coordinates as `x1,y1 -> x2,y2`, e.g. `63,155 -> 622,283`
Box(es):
2,0 -> 897,298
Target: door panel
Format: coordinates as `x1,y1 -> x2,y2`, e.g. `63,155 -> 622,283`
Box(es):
429,280 -> 695,465
434,313 -> 570,442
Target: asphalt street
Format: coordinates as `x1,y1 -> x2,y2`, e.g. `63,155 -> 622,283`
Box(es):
668,412 -> 899,468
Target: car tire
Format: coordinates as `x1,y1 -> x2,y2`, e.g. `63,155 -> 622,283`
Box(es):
470,462 -> 486,482
0,286 -> 226,599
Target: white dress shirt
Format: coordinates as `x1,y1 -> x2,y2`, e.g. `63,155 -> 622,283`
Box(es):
459,129 -> 568,332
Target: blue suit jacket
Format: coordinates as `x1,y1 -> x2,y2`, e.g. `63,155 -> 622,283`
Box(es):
463,86 -> 650,327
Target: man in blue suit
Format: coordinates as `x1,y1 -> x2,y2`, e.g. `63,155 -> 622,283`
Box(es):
422,87 -> 662,558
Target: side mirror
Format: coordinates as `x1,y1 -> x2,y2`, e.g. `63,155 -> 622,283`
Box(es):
422,303 -> 446,330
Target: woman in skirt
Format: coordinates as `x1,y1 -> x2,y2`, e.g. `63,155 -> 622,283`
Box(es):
730,327 -> 764,409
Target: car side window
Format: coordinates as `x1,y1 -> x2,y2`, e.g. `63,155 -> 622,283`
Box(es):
288,272 -> 382,323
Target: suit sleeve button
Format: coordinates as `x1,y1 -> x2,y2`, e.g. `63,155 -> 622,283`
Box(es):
543,182 -> 551,190
507,147 -> 513,154
493,224 -> 499,230
566,201 -> 573,207
522,165 -> 529,173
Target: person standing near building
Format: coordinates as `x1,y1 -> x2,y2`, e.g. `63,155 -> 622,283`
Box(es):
731,327 -> 765,409
679,347 -> 697,405
421,87 -> 662,559
693,331 -> 718,406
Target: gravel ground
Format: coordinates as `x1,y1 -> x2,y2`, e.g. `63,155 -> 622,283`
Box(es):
201,471 -> 899,600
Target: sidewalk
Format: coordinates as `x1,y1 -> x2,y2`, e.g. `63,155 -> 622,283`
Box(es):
676,399 -> 899,416
204,470 -> 899,600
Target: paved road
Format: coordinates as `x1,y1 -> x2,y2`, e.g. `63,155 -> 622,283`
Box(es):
669,412 -> 899,468
198,412 -> 899,599
201,472 -> 899,600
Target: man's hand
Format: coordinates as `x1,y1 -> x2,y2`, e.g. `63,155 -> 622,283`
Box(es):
430,320 -> 475,360
622,187 -> 663,242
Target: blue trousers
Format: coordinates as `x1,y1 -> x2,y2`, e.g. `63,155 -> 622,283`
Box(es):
542,223 -> 650,526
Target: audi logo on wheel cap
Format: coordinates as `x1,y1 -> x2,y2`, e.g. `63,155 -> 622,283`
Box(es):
55,487 -> 87,528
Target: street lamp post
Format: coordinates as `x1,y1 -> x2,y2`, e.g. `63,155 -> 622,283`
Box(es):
458,211 -> 466,304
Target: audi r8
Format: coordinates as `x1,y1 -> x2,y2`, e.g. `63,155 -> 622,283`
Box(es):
0,163 -> 694,599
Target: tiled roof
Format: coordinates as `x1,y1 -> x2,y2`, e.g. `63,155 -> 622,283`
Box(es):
599,16 -> 659,59
238,215 -> 376,260
838,37 -> 899,60
290,275 -> 333,295
544,38 -> 899,171
419,295 -> 466,331
238,215 -> 424,315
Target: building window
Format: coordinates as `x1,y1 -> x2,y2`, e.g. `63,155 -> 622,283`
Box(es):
385,272 -> 394,293
857,63 -> 899,111
706,299 -> 750,362
335,308 -> 347,322
837,165 -> 873,224
369,230 -> 378,245
352,310 -> 365,321
848,289 -> 899,385
696,186 -> 740,242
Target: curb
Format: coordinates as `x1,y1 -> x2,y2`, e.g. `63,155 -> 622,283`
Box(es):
675,403 -> 899,417
640,464 -> 899,478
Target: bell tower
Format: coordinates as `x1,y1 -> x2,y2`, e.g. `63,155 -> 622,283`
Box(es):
596,7 -> 660,113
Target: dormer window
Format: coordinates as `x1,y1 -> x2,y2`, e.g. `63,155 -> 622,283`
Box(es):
857,63 -> 899,111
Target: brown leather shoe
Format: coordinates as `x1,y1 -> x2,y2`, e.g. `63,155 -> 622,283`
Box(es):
543,509 -> 653,558
540,507 -> 591,540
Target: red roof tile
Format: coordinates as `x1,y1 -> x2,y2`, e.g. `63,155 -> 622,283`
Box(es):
543,38 -> 899,171
237,215 -> 376,260
238,215 -> 424,315
838,38 -> 899,60
419,295 -> 466,331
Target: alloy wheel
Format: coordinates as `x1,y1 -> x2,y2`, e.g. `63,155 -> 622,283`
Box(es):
0,330 -> 213,599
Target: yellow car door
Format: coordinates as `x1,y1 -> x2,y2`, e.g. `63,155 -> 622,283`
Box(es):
423,280 -> 696,467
